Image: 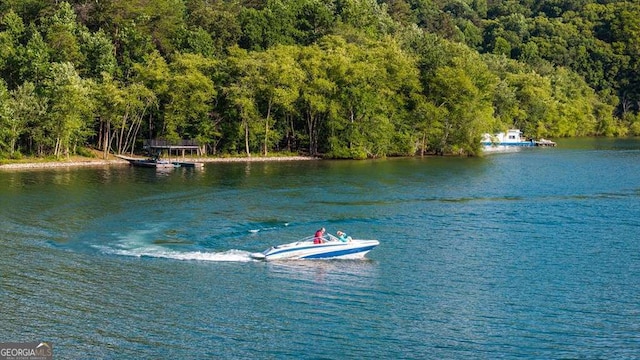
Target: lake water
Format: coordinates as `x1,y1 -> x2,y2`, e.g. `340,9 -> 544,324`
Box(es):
1,138 -> 639,359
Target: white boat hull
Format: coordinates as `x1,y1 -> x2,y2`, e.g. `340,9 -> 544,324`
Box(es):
251,239 -> 379,261
481,129 -> 555,152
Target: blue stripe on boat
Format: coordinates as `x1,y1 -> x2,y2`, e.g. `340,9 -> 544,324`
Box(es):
301,245 -> 377,259
267,244 -> 344,257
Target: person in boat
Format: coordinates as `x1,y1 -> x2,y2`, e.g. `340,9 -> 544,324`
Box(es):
314,227 -> 326,244
336,231 -> 351,242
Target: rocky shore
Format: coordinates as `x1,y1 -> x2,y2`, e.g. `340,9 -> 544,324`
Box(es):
0,155 -> 319,171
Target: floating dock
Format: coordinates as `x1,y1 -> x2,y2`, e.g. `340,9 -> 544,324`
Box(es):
534,139 -> 557,147
172,161 -> 204,168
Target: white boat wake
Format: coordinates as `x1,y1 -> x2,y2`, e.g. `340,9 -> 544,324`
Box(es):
248,222 -> 289,233
95,245 -> 255,262
94,228 -> 255,262
95,223 -> 375,263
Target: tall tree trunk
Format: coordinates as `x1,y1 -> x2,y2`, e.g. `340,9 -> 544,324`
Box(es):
102,120 -> 110,159
264,99 -> 272,156
55,138 -> 61,158
306,109 -> 317,155
244,119 -> 250,157
287,114 -> 295,152
118,110 -> 129,154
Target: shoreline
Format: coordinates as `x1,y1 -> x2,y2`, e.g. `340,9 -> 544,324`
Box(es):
0,155 -> 319,171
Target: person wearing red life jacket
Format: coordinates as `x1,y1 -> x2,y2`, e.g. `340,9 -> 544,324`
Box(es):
314,227 -> 326,244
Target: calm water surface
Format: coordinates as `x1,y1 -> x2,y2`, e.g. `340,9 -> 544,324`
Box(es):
1,138 -> 639,359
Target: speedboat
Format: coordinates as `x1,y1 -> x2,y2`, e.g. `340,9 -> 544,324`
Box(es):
250,234 -> 379,261
116,155 -> 176,168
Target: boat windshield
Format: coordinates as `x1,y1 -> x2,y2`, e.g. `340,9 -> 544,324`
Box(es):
298,233 -> 340,242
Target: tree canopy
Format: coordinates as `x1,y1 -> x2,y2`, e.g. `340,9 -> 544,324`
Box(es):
0,0 -> 637,159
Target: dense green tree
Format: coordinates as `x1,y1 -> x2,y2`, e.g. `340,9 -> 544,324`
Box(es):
592,89 -> 619,136
0,10 -> 25,88
335,0 -> 396,38
295,0 -> 336,45
428,66 -> 492,155
93,73 -> 122,157
596,2 -> 640,117
409,95 -> 443,156
297,43 -> 336,156
1,0 -> 640,160
419,41 -> 497,155
92,0 -> 186,55
487,0 -> 533,18
177,26 -> 217,58
238,0 -> 306,51
504,71 -> 557,137
376,37 -> 422,156
0,79 -> 9,154
326,38 -> 382,159
93,73 -> 156,157
78,28 -> 118,78
384,0 -> 416,26
43,62 -> 95,158
224,46 -> 260,156
626,113 -> 640,136
185,0 -> 242,54
254,45 -> 304,155
18,26 -> 51,86
132,51 -> 170,140
42,2 -> 84,66
0,0 -> 50,25
549,67 -> 597,136
164,53 -> 217,141
5,82 -> 46,156
325,36 -> 420,158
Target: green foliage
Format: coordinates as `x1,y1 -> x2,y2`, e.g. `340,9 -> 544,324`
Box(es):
252,45 -> 304,155
79,29 -> 118,78
94,72 -> 156,156
0,79 -> 9,152
0,10 -> 24,87
44,62 -> 95,158
5,82 -> 46,156
18,27 -> 50,86
43,2 -> 84,65
0,0 -> 638,159
627,113 -> 640,136
224,46 -> 261,156
75,146 -> 96,158
336,0 -> 396,38
97,0 -> 186,55
185,0 -> 242,54
165,53 -> 217,140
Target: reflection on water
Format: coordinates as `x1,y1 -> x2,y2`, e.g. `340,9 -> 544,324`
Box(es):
266,259 -> 379,285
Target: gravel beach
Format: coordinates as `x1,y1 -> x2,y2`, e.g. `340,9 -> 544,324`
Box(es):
0,156 -> 319,170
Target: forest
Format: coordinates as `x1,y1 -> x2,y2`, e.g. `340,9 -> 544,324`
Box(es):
0,0 -> 638,159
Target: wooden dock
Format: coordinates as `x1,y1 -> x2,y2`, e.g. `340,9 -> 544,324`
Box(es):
534,139 -> 557,147
140,139 -> 205,168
